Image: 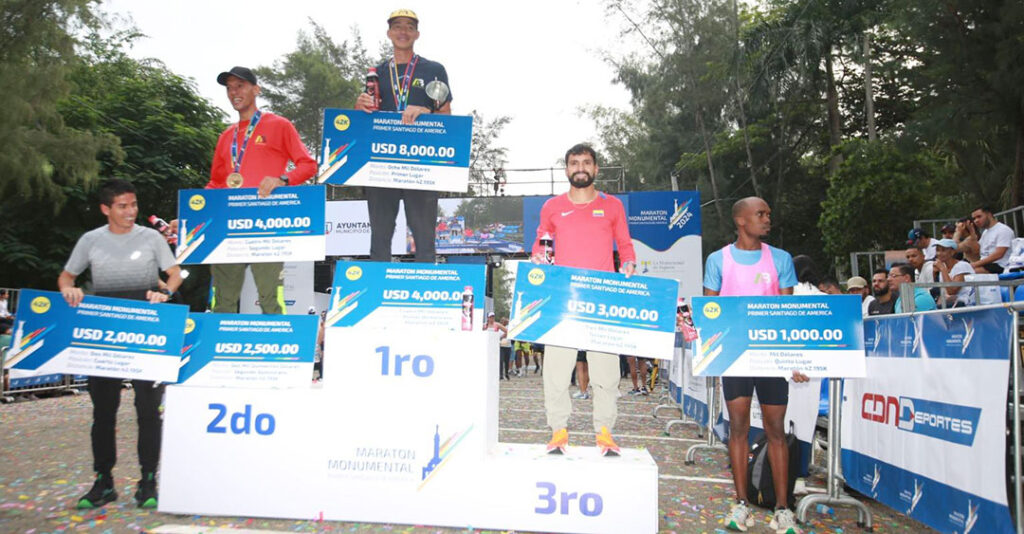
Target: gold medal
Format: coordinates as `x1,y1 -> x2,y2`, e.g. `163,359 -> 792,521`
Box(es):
226,172 -> 244,188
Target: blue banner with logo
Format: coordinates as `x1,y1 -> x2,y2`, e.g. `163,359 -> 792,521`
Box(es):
326,261 -> 485,331
508,263 -> 677,359
318,110 -> 472,192
175,186 -> 326,265
6,289 -> 187,382
843,308 -> 1014,533
689,295 -> 866,377
178,313 -> 317,388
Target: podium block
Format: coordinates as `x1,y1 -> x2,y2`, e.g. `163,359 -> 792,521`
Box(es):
160,329 -> 659,533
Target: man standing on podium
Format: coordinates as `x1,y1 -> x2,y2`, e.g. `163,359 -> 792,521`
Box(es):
205,66 -> 316,313
354,9 -> 452,263
531,144 -> 635,457
703,196 -> 807,534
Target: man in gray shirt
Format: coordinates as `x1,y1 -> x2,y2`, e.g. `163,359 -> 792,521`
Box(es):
57,179 -> 181,510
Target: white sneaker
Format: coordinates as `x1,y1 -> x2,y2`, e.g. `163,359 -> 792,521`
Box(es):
769,508 -> 802,534
725,501 -> 755,532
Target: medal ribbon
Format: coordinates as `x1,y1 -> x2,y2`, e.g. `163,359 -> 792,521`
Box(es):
230,109 -> 263,172
388,55 -> 420,111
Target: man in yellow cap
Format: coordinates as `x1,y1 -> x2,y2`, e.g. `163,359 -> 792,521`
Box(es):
354,9 -> 451,263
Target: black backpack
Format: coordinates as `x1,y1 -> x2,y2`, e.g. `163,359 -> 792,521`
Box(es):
746,423 -> 799,509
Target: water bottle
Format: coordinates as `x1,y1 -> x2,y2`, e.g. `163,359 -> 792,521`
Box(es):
461,286 -> 473,331
148,215 -> 178,245
365,68 -> 381,111
815,504 -> 834,515
539,233 -> 554,264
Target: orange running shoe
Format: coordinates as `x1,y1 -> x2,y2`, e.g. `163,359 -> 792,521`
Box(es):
596,426 -> 621,456
546,428 -> 568,454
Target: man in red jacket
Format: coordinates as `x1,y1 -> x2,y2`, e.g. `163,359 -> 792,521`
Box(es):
531,143 -> 636,456
205,66 -> 316,313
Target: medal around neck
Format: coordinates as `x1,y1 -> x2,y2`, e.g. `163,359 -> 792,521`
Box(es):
226,173 -> 244,188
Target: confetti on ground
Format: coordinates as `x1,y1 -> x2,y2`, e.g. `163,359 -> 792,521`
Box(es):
0,374 -> 935,532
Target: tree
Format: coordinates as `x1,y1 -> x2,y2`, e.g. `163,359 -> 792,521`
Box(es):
467,111 -> 511,196
254,20 -> 370,157
0,31 -> 226,308
0,0 -> 112,205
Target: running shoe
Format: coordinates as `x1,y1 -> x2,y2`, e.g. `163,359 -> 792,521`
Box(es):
628,388 -> 643,396
134,472 -> 158,509
641,385 -> 650,396
546,427 -> 568,454
769,508 -> 802,534
595,426 -> 620,456
572,390 -> 590,399
77,474 -> 117,509
725,501 -> 755,532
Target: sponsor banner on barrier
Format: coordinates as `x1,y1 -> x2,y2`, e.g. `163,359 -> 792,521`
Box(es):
508,263 -> 677,360
680,344 -> 711,426
318,110 -> 472,192
690,295 -> 866,377
177,313 -> 317,388
843,308 -> 1013,533
175,186 -> 326,265
326,261 -> 486,330
6,289 -> 186,382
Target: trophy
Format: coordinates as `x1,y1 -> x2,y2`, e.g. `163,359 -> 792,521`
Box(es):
425,78 -> 449,110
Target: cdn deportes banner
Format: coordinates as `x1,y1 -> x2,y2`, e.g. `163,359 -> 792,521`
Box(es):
175,185 -> 326,265
508,263 -> 677,360
842,308 -> 1014,534
177,313 -> 317,388
6,289 -> 186,382
690,295 -> 866,377
318,109 -> 472,192
326,261 -> 485,330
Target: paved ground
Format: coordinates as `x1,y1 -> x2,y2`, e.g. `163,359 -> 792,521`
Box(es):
0,371 -> 933,533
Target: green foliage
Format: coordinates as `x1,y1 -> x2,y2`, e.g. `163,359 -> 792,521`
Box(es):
254,20 -> 369,156
0,30 -> 226,308
819,139 -> 954,265
467,111 -> 511,196
0,0 -> 112,205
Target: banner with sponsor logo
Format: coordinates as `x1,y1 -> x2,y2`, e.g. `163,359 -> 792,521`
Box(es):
508,263 -> 678,360
6,289 -> 186,382
318,110 -> 472,192
175,186 -> 326,265
326,261 -> 485,331
843,308 -> 1013,533
177,313 -> 317,388
325,200 -> 407,257
690,295 -> 866,377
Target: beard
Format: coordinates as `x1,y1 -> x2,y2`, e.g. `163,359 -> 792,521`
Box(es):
568,171 -> 595,189
873,286 -> 889,297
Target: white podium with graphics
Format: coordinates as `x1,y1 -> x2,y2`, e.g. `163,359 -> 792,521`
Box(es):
160,328 -> 658,533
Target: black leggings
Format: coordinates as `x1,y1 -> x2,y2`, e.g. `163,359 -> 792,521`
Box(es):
88,376 -> 165,475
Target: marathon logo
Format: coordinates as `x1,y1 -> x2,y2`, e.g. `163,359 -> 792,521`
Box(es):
861,393 -> 980,446
668,198 -> 693,230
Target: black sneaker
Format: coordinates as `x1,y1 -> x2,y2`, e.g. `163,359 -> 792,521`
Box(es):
135,472 -> 158,509
77,474 -> 117,509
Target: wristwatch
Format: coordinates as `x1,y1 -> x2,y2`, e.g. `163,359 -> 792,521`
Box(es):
278,174 -> 289,185
160,288 -> 173,296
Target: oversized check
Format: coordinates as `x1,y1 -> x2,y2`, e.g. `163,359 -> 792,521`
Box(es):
178,313 -> 317,388
507,263 -> 678,360
326,261 -> 486,330
175,185 -> 326,265
7,289 -> 187,382
690,295 -> 866,377
318,109 -> 472,192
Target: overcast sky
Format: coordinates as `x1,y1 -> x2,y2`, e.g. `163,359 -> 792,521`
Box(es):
102,0 -> 646,194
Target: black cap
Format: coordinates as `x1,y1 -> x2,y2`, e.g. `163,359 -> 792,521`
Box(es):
217,66 -> 258,86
